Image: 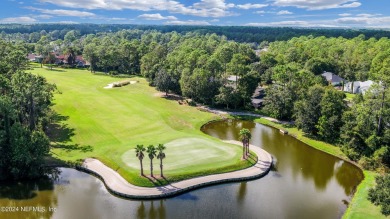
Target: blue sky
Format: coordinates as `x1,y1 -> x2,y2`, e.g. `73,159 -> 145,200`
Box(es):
1,0 -> 390,28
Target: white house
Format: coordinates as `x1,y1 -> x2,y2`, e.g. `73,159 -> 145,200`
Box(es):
344,80 -> 374,94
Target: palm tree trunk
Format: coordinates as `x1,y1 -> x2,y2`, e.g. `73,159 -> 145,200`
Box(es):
140,159 -> 143,176
150,159 -> 153,177
242,141 -> 246,159
160,158 -> 163,177
246,142 -> 249,157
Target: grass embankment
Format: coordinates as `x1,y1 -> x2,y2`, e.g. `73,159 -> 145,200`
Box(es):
30,65 -> 255,187
253,117 -> 387,219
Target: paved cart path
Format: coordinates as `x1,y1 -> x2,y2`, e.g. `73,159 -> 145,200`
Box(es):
81,140 -> 272,199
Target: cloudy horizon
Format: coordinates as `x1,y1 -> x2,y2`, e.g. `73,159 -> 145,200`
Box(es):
0,0 -> 389,28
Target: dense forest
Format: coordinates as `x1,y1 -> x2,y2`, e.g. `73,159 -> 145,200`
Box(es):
259,35 -> 389,173
1,23 -> 390,43
0,40 -> 55,180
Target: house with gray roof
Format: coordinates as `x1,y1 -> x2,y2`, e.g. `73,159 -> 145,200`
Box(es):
321,72 -> 346,86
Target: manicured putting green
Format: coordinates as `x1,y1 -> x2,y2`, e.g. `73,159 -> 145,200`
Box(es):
122,137 -> 236,173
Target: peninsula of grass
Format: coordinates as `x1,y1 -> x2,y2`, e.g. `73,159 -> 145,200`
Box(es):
30,65 -> 255,187
252,117 -> 385,219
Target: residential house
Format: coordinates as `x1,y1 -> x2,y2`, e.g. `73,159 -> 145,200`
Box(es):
321,71 -> 346,86
344,80 -> 374,94
27,53 -> 37,62
75,55 -> 90,67
226,75 -> 240,88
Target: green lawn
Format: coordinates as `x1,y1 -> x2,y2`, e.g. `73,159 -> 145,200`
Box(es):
343,171 -> 388,219
30,65 -> 254,187
253,117 -> 387,219
345,92 -> 356,101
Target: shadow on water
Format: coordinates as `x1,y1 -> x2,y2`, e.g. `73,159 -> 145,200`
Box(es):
237,182 -> 247,204
137,200 -> 166,219
0,168 -> 61,200
176,193 -> 198,201
46,112 -> 93,153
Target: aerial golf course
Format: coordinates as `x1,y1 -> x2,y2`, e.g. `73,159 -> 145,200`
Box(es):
30,65 -> 255,187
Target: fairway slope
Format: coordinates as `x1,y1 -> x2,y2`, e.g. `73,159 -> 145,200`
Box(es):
31,66 -> 256,187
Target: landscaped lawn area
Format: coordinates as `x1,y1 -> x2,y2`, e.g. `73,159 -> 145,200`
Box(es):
30,65 -> 254,187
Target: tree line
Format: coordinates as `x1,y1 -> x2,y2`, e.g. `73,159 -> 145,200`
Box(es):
2,24 -> 390,44
39,30 -> 259,109
0,40 -> 56,180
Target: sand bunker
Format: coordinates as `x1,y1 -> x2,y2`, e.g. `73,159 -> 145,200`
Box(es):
104,80 -> 138,89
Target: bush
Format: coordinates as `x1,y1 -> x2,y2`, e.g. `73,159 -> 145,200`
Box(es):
186,99 -> 197,106
368,174 -> 390,216
358,156 -> 379,170
109,71 -> 118,75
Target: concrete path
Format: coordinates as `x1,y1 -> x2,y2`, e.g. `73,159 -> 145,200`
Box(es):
79,140 -> 272,199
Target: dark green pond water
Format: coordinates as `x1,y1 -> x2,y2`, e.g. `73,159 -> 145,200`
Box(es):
0,120 -> 363,219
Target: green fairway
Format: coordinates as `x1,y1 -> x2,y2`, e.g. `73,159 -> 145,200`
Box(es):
30,65 -> 253,187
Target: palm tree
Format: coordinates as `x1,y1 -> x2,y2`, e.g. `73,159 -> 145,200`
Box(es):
156,144 -> 166,177
239,128 -> 251,159
135,144 -> 146,176
147,145 -> 157,177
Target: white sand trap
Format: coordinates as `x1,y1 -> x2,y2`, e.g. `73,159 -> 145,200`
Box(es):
104,80 -> 138,89
121,138 -> 236,171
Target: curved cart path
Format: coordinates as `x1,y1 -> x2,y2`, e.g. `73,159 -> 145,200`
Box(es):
80,140 -> 272,199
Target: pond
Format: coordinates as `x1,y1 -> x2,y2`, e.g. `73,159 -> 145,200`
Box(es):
0,119 -> 363,219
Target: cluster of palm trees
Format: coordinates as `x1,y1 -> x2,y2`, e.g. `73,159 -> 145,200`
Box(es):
239,128 -> 252,159
135,144 -> 166,177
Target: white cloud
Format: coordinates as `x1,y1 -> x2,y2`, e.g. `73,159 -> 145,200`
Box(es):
254,10 -> 266,14
34,14 -> 53,19
246,20 -> 309,27
138,13 -> 177,20
0,16 -> 37,23
273,0 -> 361,10
26,6 -> 96,17
336,15 -> 390,27
165,20 -> 211,25
246,19 -> 344,28
236,4 -> 268,10
57,21 -> 80,24
339,13 -> 352,17
277,10 -> 293,15
39,0 -> 236,17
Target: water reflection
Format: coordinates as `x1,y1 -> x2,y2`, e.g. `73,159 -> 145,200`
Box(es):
237,182 -> 247,205
136,200 -> 166,219
0,119 -> 364,219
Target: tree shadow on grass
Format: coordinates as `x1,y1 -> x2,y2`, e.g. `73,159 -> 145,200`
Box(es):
46,112 -> 93,153
144,175 -> 172,187
51,143 -> 93,153
46,113 -> 74,143
44,67 -> 66,72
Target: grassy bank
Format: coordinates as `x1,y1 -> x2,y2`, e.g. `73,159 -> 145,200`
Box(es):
253,117 -> 386,219
30,65 -> 255,187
